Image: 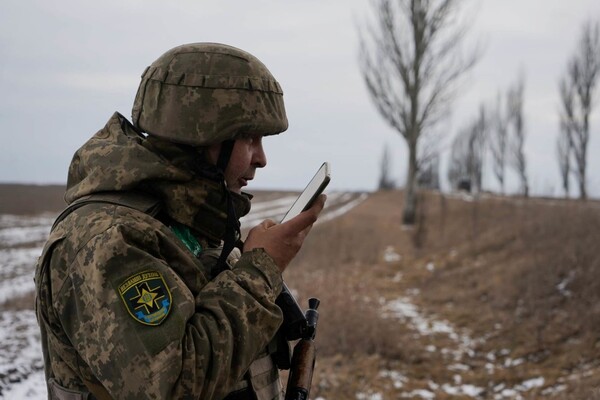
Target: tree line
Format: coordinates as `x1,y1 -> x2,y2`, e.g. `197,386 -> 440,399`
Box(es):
359,0 -> 600,224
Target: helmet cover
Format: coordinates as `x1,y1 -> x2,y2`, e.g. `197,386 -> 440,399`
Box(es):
132,42 -> 288,146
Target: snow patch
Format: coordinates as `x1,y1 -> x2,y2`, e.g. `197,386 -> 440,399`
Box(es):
556,271 -> 575,297
383,297 -> 465,339
0,225 -> 51,247
516,377 -> 545,391
0,311 -> 46,399
0,274 -> 36,305
441,383 -> 484,397
402,389 -> 435,399
356,392 -> 383,400
241,192 -> 368,228
0,247 -> 43,278
317,193 -> 368,224
383,246 -> 401,263
380,370 -> 408,389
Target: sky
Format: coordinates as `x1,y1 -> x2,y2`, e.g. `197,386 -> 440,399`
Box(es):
1,0 -> 599,197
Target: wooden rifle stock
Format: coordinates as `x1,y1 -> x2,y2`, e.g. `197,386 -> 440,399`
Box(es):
285,339 -> 316,400
284,297 -> 319,400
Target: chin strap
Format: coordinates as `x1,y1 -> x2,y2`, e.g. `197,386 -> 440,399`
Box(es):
213,189 -> 240,277
214,139 -> 240,277
217,139 -> 235,173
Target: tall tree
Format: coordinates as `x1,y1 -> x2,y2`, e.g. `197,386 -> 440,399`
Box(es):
471,105 -> 488,193
447,104 -> 487,193
507,76 -> 529,197
556,122 -> 572,198
558,21 -> 600,200
417,151 -> 440,190
359,0 -> 478,224
490,92 -> 508,194
447,127 -> 470,191
378,143 -> 396,190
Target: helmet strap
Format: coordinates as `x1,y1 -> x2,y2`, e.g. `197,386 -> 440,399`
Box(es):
216,139 -> 235,175
214,139 -> 240,277
214,191 -> 240,277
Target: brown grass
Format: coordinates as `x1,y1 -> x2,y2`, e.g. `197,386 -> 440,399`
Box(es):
283,190 -> 600,398
1,292 -> 35,311
0,184 -> 66,214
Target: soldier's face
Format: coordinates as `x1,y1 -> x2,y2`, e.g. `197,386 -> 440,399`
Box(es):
207,134 -> 267,193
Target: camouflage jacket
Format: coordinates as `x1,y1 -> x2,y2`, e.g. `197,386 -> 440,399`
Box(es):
35,113 -> 284,399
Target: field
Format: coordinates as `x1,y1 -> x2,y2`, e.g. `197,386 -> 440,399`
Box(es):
289,190 -> 600,399
1,184 -> 599,399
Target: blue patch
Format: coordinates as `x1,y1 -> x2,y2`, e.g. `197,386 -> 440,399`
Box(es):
118,270 -> 172,326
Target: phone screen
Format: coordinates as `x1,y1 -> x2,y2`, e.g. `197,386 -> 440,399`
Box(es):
280,162 -> 331,223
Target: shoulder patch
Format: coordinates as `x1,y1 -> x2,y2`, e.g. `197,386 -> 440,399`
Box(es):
118,270 -> 172,326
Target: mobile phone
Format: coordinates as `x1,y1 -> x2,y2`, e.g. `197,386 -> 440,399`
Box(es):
280,162 -> 331,224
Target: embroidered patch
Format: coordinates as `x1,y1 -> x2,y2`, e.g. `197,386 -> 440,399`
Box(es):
118,270 -> 172,326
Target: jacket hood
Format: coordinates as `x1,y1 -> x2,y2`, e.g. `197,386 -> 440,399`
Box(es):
65,112 -> 251,241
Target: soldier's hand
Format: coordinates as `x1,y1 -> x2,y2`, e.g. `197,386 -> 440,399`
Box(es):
244,194 -> 327,272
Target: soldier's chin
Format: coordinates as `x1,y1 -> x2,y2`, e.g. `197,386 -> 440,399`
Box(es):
232,178 -> 248,193
228,182 -> 243,194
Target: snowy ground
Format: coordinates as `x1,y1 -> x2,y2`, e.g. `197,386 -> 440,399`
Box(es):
0,191 -> 367,399
346,246 -> 568,400
0,214 -> 53,399
380,294 -> 550,399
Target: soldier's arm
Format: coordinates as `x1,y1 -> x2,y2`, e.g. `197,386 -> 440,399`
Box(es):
55,223 -> 283,399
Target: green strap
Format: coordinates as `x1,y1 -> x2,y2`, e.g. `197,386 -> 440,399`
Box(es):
170,223 -> 203,257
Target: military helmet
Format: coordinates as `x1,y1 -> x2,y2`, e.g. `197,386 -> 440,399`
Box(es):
132,42 -> 288,146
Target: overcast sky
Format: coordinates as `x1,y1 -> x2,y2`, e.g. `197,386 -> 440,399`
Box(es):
1,0 -> 599,197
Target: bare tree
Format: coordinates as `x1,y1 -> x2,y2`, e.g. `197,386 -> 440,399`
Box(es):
378,143 -> 396,190
447,104 -> 487,193
416,128 -> 442,189
359,0 -> 478,224
558,21 -> 600,200
471,105 -> 488,192
490,92 -> 508,194
417,151 -> 440,190
556,122 -> 571,198
447,128 -> 469,190
507,76 -> 529,197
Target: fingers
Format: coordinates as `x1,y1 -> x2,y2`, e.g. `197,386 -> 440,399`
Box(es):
243,195 -> 327,272
244,195 -> 326,272
261,219 -> 277,229
280,194 -> 327,234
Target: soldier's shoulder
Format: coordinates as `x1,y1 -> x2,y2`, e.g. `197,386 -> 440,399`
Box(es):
51,201 -> 166,257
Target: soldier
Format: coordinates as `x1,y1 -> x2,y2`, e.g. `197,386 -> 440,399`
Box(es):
34,42 -> 326,400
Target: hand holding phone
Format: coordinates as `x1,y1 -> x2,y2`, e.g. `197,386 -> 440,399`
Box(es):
245,194 -> 325,271
280,162 -> 331,223
244,162 -> 330,271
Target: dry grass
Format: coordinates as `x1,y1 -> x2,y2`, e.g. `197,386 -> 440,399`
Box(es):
417,194 -> 600,357
1,293 -> 35,312
285,192 -> 415,360
284,190 -> 600,398
0,184 -> 66,215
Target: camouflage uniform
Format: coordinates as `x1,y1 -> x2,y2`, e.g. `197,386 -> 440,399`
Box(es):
35,43 -> 289,400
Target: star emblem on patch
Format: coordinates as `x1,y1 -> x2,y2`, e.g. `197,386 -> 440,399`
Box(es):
118,270 -> 172,326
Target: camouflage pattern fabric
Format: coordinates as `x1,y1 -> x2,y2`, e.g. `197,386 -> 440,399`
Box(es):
64,112 -> 251,243
35,113 -> 284,399
132,42 -> 288,147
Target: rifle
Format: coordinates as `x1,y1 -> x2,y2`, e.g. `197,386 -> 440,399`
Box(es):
276,284 -> 320,400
